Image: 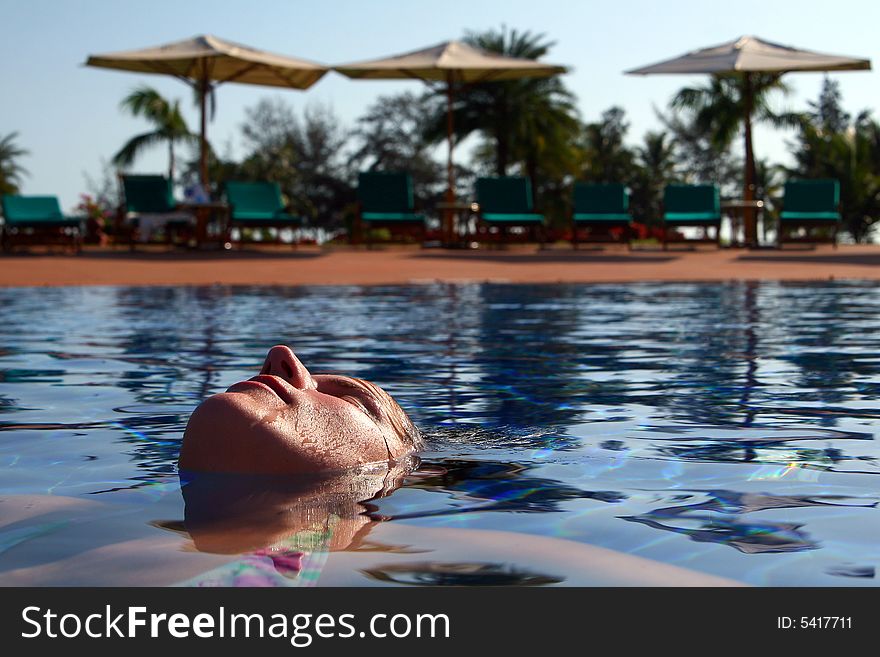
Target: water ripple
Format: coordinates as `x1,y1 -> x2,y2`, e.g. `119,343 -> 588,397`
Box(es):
1,281 -> 879,585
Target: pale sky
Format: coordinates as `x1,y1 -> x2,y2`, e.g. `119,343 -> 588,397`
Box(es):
2,0 -> 878,210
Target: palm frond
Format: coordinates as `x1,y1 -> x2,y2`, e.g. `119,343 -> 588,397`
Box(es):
112,131 -> 167,168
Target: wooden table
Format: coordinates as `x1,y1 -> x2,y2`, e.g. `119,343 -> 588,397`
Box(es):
436,200 -> 478,246
721,199 -> 764,247
178,202 -> 229,248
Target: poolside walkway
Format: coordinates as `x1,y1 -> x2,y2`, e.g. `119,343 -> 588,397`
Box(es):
1,244 -> 879,287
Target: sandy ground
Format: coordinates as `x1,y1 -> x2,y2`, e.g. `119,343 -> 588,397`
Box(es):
1,243 -> 879,287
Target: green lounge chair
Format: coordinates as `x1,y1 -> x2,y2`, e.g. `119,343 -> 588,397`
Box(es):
571,182 -> 632,248
120,174 -> 194,248
476,176 -> 545,246
1,195 -> 82,252
355,172 -> 425,246
778,179 -> 840,248
225,181 -> 304,248
661,183 -> 721,249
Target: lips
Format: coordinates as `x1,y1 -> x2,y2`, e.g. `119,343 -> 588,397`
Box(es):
227,374 -> 296,404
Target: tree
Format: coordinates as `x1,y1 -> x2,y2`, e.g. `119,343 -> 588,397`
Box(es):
350,92 -> 447,203
113,86 -> 198,181
670,73 -> 799,243
657,106 -> 742,193
789,80 -> 880,242
578,107 -> 636,183
424,27 -> 580,184
0,132 -> 29,196
630,130 -> 677,226
575,109 -> 677,228
807,77 -> 850,135
234,98 -> 353,229
423,27 -> 580,227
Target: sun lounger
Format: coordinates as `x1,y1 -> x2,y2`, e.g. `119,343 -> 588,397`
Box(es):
476,176 -> 545,247
120,174 -> 194,248
1,195 -> 82,252
225,181 -> 304,248
355,172 -> 425,246
661,183 -> 721,249
571,182 -> 632,248
777,179 -> 840,248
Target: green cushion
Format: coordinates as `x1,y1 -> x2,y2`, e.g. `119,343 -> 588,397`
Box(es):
574,213 -> 631,222
122,175 -> 175,213
226,181 -> 286,219
664,212 -> 721,223
358,172 -> 415,213
482,213 -> 544,223
232,211 -> 275,220
362,212 -> 423,223
780,211 -> 840,222
784,179 -> 839,213
664,184 -> 720,215
476,177 -> 534,214
1,195 -> 78,226
573,182 -> 628,215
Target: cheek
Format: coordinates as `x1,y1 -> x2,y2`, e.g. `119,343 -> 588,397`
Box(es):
180,392 -> 398,474
294,396 -> 385,438
185,393 -> 264,435
180,394 -> 270,470
287,396 -> 395,462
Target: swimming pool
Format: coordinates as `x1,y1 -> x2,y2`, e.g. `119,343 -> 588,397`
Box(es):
0,281 -> 877,586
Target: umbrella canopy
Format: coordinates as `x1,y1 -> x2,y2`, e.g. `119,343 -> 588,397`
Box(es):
336,39 -> 566,83
87,35 -> 329,186
336,40 -> 568,222
626,35 -> 871,75
627,36 -> 871,245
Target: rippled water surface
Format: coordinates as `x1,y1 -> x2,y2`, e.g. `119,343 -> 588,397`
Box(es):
0,282 -> 878,586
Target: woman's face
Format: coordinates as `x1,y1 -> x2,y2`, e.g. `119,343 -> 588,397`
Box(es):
179,345 -> 420,474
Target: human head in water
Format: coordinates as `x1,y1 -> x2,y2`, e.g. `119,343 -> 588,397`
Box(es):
179,345 -> 421,474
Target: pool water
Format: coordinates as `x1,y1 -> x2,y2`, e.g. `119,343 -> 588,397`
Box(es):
0,281 -> 877,586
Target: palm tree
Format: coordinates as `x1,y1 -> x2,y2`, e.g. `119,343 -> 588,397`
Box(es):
637,131 -> 677,181
578,107 -> 636,183
630,130 -> 678,226
113,86 -> 197,181
670,73 -> 799,243
424,28 -> 580,179
0,132 -> 29,196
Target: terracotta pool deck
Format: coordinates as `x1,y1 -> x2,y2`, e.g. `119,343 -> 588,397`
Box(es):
1,243 -> 879,287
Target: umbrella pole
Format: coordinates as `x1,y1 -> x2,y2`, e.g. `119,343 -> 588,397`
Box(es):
742,72 -> 757,247
444,76 -> 456,244
199,62 -> 209,191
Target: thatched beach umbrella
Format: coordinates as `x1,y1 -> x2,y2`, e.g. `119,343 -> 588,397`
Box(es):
86,35 -> 329,187
336,41 -> 568,237
627,36 -> 870,245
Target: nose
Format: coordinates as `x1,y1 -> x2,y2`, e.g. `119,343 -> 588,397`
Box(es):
261,345 -> 316,390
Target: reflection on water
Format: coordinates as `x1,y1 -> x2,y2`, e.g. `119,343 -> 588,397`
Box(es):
826,564 -> 875,578
390,458 -> 626,520
0,281 -> 878,585
362,562 -> 564,586
163,464 -> 412,587
622,490 -> 878,554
